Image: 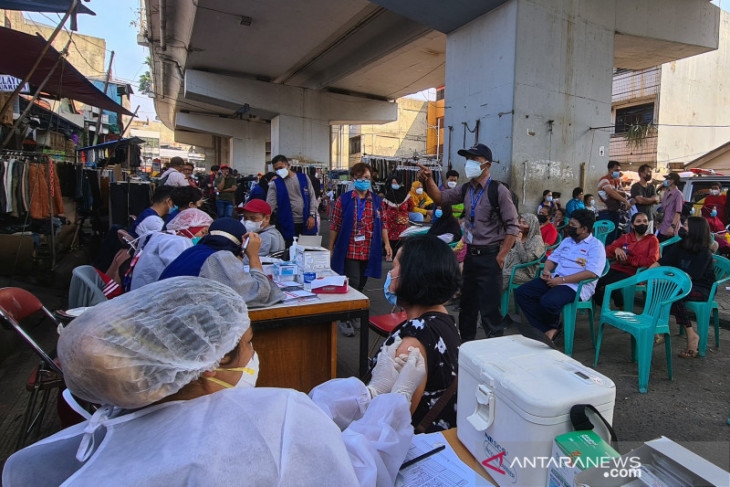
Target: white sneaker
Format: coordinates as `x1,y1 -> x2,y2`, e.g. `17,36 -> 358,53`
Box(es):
338,321 -> 355,337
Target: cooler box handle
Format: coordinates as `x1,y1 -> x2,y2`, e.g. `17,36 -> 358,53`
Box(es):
466,384 -> 494,431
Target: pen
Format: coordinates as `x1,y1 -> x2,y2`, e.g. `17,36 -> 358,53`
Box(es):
242,237 -> 249,251
399,444 -> 446,470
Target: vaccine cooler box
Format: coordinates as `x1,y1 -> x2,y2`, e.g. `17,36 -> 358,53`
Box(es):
457,335 -> 616,487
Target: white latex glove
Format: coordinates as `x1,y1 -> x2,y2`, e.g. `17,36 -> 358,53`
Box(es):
367,337 -> 402,398
391,346 -> 426,402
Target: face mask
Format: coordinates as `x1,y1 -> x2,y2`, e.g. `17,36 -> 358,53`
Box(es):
587,200 -> 594,207
644,174 -> 653,182
206,351 -> 259,389
464,160 -> 483,179
712,190 -> 720,196
415,187 -> 424,195
545,196 -> 553,203
567,226 -> 580,241
391,184 -> 400,190
354,179 -> 371,192
434,209 -> 443,219
275,168 -> 289,179
191,236 -> 202,245
537,214 -> 548,224
711,209 -> 718,217
633,224 -> 648,235
383,271 -> 398,306
663,180 -> 670,188
244,220 -> 263,234
612,171 -> 621,179
447,181 -> 457,189
170,205 -> 178,213
678,227 -> 688,239
554,198 -> 560,204
689,208 -> 696,216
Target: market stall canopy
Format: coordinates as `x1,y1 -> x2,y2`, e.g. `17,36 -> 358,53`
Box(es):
0,27 -> 133,116
0,0 -> 94,16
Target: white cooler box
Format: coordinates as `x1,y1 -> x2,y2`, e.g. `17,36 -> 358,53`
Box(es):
457,335 -> 616,487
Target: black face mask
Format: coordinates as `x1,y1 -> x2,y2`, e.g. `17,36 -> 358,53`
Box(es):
537,214 -> 548,224
567,226 -> 580,240
634,224 -> 648,235
678,227 -> 688,239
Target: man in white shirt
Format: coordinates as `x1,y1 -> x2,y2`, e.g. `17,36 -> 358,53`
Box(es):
159,157 -> 189,187
514,209 -> 606,343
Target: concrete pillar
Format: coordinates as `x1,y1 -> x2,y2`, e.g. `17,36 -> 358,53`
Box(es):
444,0 -> 719,210
271,114 -> 329,164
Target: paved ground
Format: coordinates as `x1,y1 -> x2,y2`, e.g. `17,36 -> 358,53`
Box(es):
0,222 -> 728,474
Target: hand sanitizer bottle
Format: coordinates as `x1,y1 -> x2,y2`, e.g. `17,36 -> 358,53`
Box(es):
290,236 -> 298,265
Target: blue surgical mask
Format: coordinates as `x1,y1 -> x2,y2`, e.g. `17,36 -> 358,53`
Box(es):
191,236 -> 202,245
391,184 -> 400,190
383,271 -> 398,306
170,205 -> 178,212
663,180 -> 670,187
353,179 -> 371,192
711,209 -> 718,217
612,171 -> 620,179
434,209 -> 443,219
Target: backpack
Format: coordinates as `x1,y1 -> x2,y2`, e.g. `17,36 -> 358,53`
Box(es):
461,179 -> 519,224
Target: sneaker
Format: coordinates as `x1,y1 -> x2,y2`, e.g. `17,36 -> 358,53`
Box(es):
338,321 -> 355,337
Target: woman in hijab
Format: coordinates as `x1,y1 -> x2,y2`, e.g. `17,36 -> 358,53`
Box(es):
3,278 -> 425,486
427,204 -> 462,244
408,180 -> 434,222
502,213 -> 546,289
382,174 -> 414,252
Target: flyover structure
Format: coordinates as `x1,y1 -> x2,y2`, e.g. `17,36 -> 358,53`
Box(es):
140,0 -> 719,201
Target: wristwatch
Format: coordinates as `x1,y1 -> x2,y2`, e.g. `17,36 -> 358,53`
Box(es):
561,277 -> 566,283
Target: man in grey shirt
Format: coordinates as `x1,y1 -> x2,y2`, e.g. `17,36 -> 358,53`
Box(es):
418,144 -> 519,341
630,164 -> 660,234
267,154 -> 318,248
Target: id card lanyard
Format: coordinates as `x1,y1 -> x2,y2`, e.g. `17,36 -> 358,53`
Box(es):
469,177 -> 491,229
355,196 -> 367,241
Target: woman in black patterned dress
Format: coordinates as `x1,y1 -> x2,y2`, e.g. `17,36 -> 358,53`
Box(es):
382,234 -> 462,432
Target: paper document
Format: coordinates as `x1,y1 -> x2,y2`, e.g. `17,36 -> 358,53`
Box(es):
281,289 -> 318,302
310,275 -> 347,289
396,431 -> 495,487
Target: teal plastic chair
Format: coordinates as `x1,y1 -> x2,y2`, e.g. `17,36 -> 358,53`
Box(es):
500,252 -> 546,316
592,220 -> 615,246
594,266 -> 692,393
684,255 -> 730,357
545,233 -> 562,255
659,235 -> 681,256
561,259 -> 610,357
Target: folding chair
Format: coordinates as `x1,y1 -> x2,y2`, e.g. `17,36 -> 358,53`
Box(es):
368,310 -> 407,358
0,287 -> 64,449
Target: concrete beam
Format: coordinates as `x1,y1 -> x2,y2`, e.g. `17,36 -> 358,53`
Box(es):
175,112 -> 270,140
184,70 -> 397,125
174,130 -> 214,148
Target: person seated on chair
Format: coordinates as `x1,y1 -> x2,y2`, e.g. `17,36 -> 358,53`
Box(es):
381,234 -> 462,432
159,218 -> 283,308
239,199 -> 285,258
595,212 -> 659,308
502,213 -> 545,289
702,182 -> 727,226
538,206 -> 558,248
130,209 -> 213,291
164,186 -> 205,226
650,216 -> 715,359
514,209 -> 606,345
584,194 -> 599,217
565,187 -> 585,218
426,204 -> 462,244
2,277 -> 425,487
128,185 -> 174,239
552,207 -> 569,232
408,180 -> 433,222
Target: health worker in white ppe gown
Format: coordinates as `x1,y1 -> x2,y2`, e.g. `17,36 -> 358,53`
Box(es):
2,276 -> 425,487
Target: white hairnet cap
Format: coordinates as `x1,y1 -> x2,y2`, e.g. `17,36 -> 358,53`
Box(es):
166,208 -> 213,232
58,276 -> 250,409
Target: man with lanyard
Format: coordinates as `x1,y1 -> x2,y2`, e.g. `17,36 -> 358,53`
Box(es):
267,154 -> 318,248
329,163 -> 392,337
630,164 -> 660,234
418,144 -> 519,341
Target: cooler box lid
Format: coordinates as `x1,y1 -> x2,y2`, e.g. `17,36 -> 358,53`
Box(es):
459,336 -> 615,424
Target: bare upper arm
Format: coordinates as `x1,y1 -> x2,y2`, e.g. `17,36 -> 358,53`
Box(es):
396,336 -> 428,415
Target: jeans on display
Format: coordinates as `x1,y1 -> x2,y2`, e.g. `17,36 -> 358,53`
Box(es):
459,250 -> 504,341
216,200 -> 234,218
514,278 -> 577,333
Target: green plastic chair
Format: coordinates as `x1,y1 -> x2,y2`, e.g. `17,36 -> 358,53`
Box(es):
659,235 -> 681,256
684,255 -> 730,357
592,220 -> 615,246
561,259 -> 610,357
500,252 -> 546,316
594,266 -> 692,393
545,233 -> 562,255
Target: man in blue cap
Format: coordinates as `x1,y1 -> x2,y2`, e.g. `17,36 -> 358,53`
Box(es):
418,144 -> 519,341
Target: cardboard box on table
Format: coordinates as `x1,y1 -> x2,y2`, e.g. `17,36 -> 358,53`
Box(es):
548,430 -> 619,487
457,335 -> 616,487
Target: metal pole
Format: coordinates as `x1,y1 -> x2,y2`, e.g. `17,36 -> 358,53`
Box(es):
0,0 -> 79,123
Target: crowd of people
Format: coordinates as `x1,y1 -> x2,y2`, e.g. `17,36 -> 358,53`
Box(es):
4,147 -> 727,484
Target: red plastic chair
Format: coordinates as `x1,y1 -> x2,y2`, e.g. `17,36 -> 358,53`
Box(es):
368,310 -> 408,357
0,287 -> 64,448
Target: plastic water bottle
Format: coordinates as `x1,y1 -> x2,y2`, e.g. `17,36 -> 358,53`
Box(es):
290,236 -> 298,264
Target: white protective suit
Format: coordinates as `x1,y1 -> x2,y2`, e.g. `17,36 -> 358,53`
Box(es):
2,380 -> 412,486
130,233 -> 192,290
